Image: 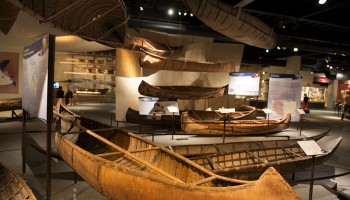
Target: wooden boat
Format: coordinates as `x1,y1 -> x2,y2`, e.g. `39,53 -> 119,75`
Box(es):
0,98 -> 22,111
0,161 -> 37,199
168,128 -> 331,157
54,102 -> 300,200
125,105 -> 256,127
140,49 -> 236,73
187,105 -> 257,120
188,137 -> 342,180
138,80 -> 227,100
184,0 -> 276,49
181,111 -> 291,136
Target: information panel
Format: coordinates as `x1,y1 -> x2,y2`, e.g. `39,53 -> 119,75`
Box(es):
228,72 -> 260,96
139,97 -> 179,116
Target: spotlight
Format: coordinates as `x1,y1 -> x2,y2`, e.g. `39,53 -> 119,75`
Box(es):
140,6 -> 143,11
184,12 -> 187,16
190,13 -> 193,17
319,0 -> 327,4
293,47 -> 298,52
178,11 -> 181,15
265,49 -> 269,53
168,9 -> 174,15
277,46 -> 281,50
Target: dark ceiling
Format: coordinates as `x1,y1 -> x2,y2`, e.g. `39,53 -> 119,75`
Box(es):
126,0 -> 350,72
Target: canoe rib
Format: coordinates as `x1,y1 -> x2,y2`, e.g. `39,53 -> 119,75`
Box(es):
54,101 -> 300,199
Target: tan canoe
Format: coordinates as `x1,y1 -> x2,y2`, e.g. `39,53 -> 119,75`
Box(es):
189,137 -> 342,180
140,49 -> 236,72
54,102 -> 300,200
168,128 -> 331,157
181,111 -> 291,135
0,161 -> 37,199
138,80 -> 227,100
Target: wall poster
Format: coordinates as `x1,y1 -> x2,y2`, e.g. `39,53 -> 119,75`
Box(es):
0,52 -> 19,93
139,97 -> 179,116
267,73 -> 302,122
22,34 -> 51,121
228,72 -> 260,96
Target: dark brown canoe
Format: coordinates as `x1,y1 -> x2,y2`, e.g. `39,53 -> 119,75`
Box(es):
138,80 -> 227,100
181,111 -> 291,136
188,137 -> 342,180
0,161 -> 37,199
0,98 -> 21,111
54,101 -> 300,200
168,128 -> 331,157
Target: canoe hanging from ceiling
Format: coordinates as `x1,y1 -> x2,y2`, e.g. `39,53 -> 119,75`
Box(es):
184,0 -> 276,49
140,49 -> 236,72
0,1 -> 19,35
8,0 -> 127,47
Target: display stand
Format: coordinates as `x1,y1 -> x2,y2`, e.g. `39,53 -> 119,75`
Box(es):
218,108 -> 233,143
167,105 -> 179,140
297,140 -> 325,200
297,108 -> 306,135
262,108 -> 272,137
147,113 -> 161,142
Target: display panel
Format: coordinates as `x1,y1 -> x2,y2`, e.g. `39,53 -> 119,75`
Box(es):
228,72 -> 260,96
139,97 -> 179,116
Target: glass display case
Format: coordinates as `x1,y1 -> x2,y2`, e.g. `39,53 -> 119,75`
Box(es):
301,86 -> 327,108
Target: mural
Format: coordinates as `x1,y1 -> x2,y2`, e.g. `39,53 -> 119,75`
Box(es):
0,52 -> 19,93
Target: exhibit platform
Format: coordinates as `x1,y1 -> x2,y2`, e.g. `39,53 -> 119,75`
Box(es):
0,103 -> 349,199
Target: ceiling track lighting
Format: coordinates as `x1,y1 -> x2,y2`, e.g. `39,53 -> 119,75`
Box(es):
319,0 -> 327,5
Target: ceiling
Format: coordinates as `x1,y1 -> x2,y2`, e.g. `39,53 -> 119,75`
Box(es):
1,0 -> 350,73
126,0 -> 350,72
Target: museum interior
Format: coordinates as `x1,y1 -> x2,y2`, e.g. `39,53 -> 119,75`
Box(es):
0,0 -> 350,199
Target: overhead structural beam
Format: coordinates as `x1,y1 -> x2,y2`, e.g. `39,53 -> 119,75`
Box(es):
234,0 -> 255,8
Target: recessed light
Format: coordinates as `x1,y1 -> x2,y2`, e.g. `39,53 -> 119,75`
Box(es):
168,9 -> 174,15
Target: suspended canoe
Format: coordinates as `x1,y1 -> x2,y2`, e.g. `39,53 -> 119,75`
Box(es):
8,0 -> 127,47
138,80 -> 227,100
189,137 -> 342,180
140,49 -> 236,72
184,0 -> 276,49
54,101 -> 300,200
167,128 -> 331,157
181,111 -> 291,136
0,161 -> 37,199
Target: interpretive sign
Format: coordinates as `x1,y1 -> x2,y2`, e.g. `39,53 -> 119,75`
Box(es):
228,72 -> 260,96
297,140 -> 324,156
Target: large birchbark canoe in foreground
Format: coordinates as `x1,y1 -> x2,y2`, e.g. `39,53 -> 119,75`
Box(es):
138,80 -> 227,100
184,0 -> 276,49
0,161 -> 37,199
140,49 -> 236,72
181,111 -> 291,136
167,128 -> 331,157
189,137 -> 342,180
54,101 -> 300,200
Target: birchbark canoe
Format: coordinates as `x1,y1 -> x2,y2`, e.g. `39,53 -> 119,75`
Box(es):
140,49 -> 236,72
181,111 -> 291,136
188,137 -> 342,180
168,128 -> 331,157
0,161 -> 37,199
138,80 -> 227,100
125,105 -> 256,126
184,0 -> 276,49
0,98 -> 22,111
54,101 -> 300,200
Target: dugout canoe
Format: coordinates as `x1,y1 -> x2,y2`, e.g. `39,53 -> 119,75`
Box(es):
168,128 -> 331,157
189,137 -> 342,180
0,98 -> 21,112
181,111 -> 291,136
140,49 -> 236,73
138,80 -> 227,100
0,161 -> 37,199
54,102 -> 299,200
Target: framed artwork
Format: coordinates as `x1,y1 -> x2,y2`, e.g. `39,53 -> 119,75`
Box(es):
0,52 -> 19,93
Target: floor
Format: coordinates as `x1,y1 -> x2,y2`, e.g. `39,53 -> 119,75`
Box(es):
0,103 -> 349,200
